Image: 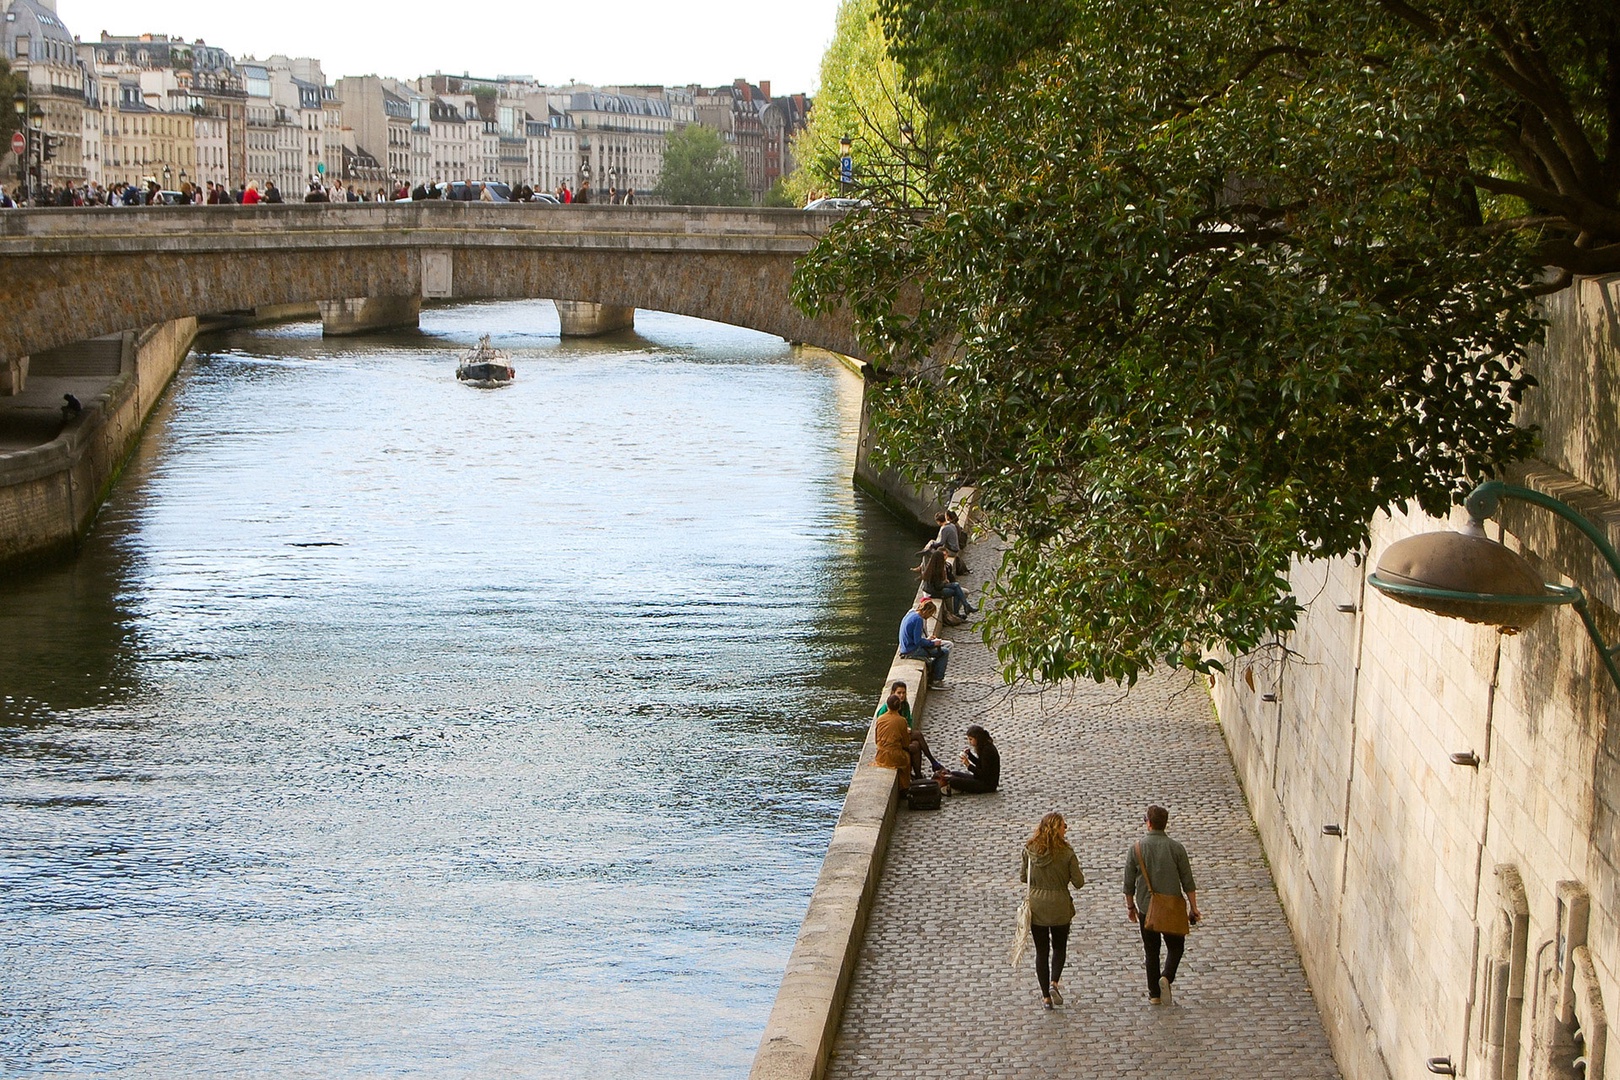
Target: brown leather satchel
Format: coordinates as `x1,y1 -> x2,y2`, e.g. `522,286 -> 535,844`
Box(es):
1135,842 -> 1191,936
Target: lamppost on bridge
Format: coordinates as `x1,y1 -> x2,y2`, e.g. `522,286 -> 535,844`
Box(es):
28,103 -> 43,199
898,120 -> 913,208
163,164 -> 172,190
11,95 -> 24,203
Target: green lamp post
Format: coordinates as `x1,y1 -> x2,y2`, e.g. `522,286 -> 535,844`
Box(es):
1368,480 -> 1620,692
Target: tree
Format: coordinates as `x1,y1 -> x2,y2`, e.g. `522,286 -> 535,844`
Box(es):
0,60 -> 24,148
762,178 -> 797,208
794,0 -> 1618,684
654,124 -> 748,206
784,0 -> 924,207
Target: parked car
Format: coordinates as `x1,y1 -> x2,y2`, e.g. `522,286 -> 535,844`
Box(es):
436,181 -> 512,202
150,190 -> 191,206
804,197 -> 870,211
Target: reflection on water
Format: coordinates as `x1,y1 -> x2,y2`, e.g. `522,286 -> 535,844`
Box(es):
0,302 -> 923,1079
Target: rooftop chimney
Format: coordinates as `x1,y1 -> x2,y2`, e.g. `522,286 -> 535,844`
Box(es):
760,80 -> 770,99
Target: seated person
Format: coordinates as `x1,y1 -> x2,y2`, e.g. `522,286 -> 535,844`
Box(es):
912,548 -> 973,624
926,511 -> 971,575
936,724 -> 1000,794
875,679 -> 943,777
946,509 -> 971,573
898,599 -> 951,690
873,693 -> 913,790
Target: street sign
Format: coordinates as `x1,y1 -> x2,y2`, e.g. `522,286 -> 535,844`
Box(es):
839,155 -> 853,185
10,132 -> 24,155
316,162 -> 325,176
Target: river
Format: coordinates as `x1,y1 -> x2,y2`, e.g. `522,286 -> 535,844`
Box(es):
0,302 -> 923,1078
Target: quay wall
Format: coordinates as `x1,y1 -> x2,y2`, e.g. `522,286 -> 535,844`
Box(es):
750,490 -> 975,1080
851,374 -> 943,530
0,318 -> 195,571
1212,274 -> 1620,1080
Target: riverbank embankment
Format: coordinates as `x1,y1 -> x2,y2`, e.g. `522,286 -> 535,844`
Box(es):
0,318 -> 196,571
750,489 -> 977,1080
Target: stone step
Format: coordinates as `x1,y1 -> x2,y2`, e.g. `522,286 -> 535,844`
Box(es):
29,335 -> 124,378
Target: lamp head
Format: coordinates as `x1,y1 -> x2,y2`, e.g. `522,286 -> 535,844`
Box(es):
1370,529 -> 1558,631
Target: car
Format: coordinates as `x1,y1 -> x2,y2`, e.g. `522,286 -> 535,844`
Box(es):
804,197 -> 871,211
530,192 -> 561,205
436,180 -> 512,202
150,189 -> 192,206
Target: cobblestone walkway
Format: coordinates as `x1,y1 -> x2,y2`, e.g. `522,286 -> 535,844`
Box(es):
827,542 -> 1342,1080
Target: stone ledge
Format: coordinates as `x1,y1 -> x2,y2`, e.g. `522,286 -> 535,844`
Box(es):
749,488 -> 977,1080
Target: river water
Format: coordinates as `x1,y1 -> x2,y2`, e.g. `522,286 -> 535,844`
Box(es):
0,302 -> 923,1078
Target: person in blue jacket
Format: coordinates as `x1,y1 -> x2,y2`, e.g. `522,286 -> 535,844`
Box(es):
899,598 -> 951,689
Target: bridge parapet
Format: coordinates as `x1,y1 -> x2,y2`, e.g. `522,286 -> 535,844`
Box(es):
0,206 -> 863,364
0,204 -> 834,255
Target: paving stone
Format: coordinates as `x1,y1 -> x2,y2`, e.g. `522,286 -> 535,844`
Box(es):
827,538 -> 1342,1080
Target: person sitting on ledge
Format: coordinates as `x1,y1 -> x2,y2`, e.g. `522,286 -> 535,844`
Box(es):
875,679 -> 944,777
899,599 -> 951,690
936,725 -> 999,795
874,692 -> 914,791
913,547 -> 973,625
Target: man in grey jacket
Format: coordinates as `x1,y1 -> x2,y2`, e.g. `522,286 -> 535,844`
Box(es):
1123,804 -> 1201,1004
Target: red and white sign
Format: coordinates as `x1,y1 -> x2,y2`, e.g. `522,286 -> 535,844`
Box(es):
10,131 -> 24,155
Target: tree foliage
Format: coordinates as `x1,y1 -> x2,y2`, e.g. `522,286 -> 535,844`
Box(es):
785,0 -> 924,206
654,124 -> 748,206
0,60 -> 24,148
793,0 -> 1615,684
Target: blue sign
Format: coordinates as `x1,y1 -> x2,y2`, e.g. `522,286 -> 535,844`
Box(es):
839,156 -> 853,185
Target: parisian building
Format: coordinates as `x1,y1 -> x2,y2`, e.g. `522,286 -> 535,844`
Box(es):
2,0 -> 811,201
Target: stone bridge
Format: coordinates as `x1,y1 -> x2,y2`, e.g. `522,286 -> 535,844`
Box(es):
0,204 -> 864,364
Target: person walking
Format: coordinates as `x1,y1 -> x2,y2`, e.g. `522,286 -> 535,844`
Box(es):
1021,812 -> 1085,1009
1123,804 -> 1201,1005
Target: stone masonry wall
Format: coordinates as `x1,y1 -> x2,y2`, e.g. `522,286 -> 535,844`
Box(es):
1214,273 -> 1620,1080
0,318 -> 195,570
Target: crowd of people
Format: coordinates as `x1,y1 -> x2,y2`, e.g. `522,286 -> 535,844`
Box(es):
872,505 -> 1204,1013
0,175 -> 641,208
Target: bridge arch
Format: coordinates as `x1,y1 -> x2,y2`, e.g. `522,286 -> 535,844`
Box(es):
0,204 -> 867,364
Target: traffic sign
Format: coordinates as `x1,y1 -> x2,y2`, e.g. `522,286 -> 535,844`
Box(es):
316,162 -> 325,175
10,132 -> 23,155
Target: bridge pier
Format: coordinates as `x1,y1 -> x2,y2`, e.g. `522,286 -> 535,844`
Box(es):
554,301 -> 634,337
1,354 -> 27,395
319,296 -> 422,337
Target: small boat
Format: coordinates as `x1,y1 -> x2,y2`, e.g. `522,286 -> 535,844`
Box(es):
456,335 -> 515,387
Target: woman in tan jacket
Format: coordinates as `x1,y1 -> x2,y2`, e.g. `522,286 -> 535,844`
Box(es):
1021,812 -> 1086,1009
873,693 -> 913,790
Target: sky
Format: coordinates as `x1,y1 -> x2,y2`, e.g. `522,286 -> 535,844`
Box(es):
54,0 -> 844,94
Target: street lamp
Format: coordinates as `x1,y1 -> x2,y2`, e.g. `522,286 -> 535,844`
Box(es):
163,164 -> 172,188
898,119 -> 914,207
1368,480 -> 1620,693
12,95 -> 24,202
29,103 -> 44,196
